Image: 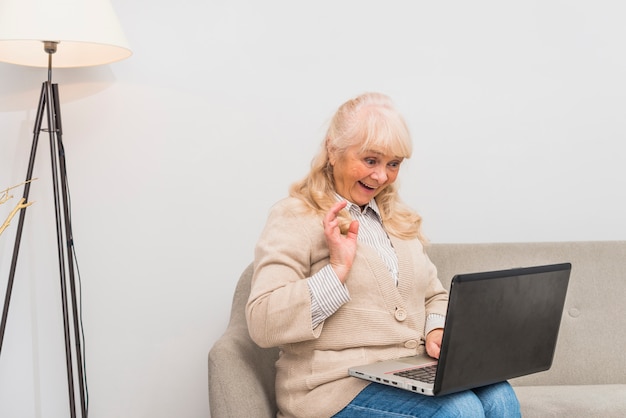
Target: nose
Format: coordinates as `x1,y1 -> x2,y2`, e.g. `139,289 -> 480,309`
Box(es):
370,166 -> 388,184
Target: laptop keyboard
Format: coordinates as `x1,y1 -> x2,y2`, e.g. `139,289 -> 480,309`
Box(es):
393,364 -> 437,384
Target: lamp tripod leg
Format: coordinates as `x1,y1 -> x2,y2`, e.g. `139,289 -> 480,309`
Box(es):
0,80 -> 87,418
48,82 -> 88,418
0,83 -> 46,353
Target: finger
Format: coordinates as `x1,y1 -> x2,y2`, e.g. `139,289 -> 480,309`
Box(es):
323,201 -> 347,229
346,220 -> 359,240
426,341 -> 441,359
328,200 -> 347,218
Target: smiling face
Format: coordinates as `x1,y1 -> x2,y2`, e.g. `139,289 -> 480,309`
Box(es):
330,145 -> 403,206
322,93 -> 413,206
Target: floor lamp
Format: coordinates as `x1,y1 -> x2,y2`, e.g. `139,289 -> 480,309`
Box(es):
0,1 -> 131,417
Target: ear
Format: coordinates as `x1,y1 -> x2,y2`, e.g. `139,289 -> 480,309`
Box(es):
326,137 -> 337,166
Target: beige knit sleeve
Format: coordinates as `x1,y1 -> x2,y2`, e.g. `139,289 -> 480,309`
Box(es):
246,198 -> 327,348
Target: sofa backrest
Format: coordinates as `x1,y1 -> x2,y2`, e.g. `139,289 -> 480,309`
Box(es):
426,241 -> 626,386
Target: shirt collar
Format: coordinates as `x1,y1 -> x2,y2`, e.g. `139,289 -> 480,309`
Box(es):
335,194 -> 382,219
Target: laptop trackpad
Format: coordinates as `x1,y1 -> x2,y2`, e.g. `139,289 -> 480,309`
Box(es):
397,354 -> 437,367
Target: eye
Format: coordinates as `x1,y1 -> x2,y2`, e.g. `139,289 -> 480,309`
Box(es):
388,160 -> 402,169
364,158 -> 377,166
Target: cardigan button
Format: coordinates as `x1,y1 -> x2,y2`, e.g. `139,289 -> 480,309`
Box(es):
395,308 -> 407,321
404,340 -> 418,349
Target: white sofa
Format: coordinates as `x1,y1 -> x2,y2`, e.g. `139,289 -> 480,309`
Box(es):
209,241 -> 626,417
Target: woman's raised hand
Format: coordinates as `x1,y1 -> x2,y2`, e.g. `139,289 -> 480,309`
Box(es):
323,201 -> 359,283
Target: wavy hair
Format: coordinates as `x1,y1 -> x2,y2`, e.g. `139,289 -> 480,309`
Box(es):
289,92 -> 427,242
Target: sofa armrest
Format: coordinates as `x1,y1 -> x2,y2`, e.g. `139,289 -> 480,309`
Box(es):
209,331 -> 278,418
208,263 -> 279,418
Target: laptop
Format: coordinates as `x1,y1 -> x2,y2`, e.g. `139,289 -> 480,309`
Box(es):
348,262 -> 571,396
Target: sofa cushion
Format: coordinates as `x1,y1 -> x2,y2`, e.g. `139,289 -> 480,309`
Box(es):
514,384 -> 626,418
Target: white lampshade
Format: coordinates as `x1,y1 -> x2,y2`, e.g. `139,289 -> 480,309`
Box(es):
0,0 -> 132,68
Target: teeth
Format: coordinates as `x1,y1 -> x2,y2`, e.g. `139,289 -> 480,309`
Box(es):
360,181 -> 376,190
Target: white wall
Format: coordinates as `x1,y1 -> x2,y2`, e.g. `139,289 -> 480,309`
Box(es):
0,1 -> 624,417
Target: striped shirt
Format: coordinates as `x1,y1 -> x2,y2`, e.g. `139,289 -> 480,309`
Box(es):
308,198 -> 445,332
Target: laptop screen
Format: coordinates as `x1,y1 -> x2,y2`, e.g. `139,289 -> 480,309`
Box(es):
435,263 -> 571,396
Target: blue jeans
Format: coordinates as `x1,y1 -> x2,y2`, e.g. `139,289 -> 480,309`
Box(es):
333,381 -> 521,417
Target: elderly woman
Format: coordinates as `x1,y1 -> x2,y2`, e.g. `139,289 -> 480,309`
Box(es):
246,93 -> 520,417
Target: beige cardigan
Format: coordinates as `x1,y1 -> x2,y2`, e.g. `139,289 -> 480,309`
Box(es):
246,197 -> 449,418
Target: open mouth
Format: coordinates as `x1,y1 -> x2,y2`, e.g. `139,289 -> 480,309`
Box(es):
359,181 -> 377,191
